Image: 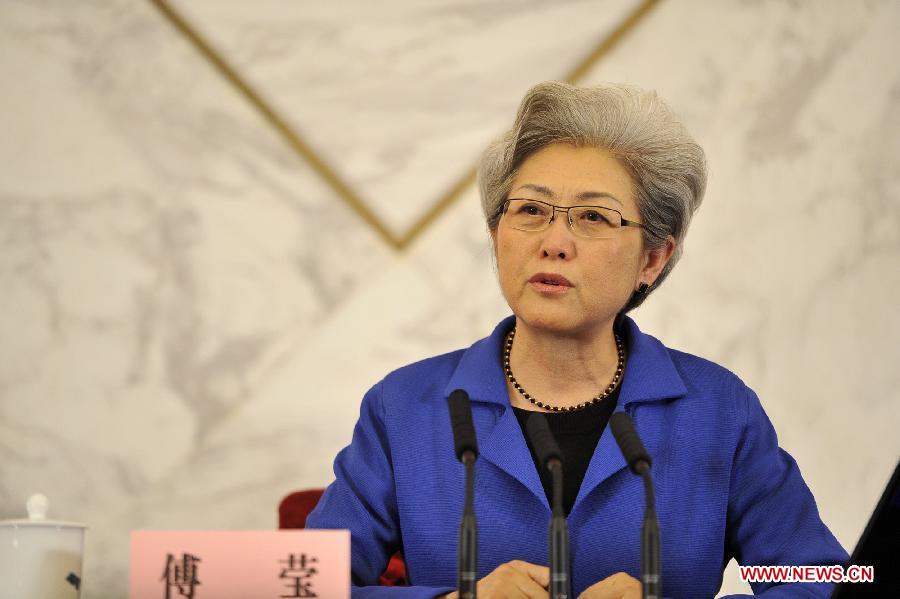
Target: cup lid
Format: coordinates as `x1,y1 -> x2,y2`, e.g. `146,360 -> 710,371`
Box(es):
0,518 -> 88,528
0,493 -> 87,529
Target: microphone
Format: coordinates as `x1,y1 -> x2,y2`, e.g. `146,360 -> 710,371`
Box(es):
525,413 -> 571,599
448,389 -> 479,598
449,389 -> 479,462
610,413 -> 661,599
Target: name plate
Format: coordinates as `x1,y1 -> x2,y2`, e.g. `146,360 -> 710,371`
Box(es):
130,530 -> 349,598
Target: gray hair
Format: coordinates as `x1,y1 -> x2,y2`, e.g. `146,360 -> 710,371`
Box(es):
478,81 -> 707,312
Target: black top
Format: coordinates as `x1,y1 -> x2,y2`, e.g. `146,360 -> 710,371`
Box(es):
513,384 -> 621,517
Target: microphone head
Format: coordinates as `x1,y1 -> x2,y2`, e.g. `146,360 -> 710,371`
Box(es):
448,389 -> 479,461
609,412 -> 651,474
525,413 -> 563,469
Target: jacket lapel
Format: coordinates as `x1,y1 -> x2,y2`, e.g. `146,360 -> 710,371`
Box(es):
444,316 -> 548,508
478,405 -> 548,508
573,317 -> 689,511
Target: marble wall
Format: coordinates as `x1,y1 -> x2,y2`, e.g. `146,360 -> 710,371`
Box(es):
1,1 -> 898,596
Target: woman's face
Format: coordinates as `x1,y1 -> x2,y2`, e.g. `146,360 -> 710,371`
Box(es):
492,142 -> 670,337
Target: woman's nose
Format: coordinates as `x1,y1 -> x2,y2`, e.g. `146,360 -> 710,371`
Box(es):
539,212 -> 576,259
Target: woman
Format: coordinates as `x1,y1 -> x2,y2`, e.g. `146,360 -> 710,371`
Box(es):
307,82 -> 847,598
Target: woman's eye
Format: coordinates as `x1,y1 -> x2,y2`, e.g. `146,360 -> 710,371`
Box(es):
582,210 -> 607,223
519,203 -> 546,216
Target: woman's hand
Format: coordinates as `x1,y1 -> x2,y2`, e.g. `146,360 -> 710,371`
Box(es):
443,560 -> 549,598
577,571 -> 641,599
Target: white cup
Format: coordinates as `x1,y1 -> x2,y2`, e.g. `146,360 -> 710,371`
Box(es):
0,494 -> 86,599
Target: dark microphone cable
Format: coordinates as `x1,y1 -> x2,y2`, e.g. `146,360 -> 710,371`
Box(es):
610,412 -> 661,599
448,389 -> 479,599
526,413 -> 571,599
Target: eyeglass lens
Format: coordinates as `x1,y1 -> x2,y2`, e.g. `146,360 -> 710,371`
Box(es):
503,199 -> 622,238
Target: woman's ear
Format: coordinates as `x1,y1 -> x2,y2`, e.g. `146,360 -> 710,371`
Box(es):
640,235 -> 676,286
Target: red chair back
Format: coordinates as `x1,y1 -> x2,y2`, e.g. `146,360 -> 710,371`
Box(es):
278,488 -> 324,530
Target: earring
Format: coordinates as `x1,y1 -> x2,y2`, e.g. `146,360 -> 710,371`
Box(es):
636,282 -> 649,295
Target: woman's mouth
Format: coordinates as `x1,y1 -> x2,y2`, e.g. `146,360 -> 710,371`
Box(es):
529,273 -> 573,294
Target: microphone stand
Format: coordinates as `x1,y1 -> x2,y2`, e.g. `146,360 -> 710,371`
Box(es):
637,462 -> 660,599
448,389 -> 479,599
458,450 -> 478,599
610,412 -> 661,599
525,413 -> 571,599
548,458 -> 570,599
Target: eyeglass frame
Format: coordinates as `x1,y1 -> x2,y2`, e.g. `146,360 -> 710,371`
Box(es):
497,198 -> 646,238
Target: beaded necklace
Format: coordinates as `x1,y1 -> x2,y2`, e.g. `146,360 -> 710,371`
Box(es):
503,327 -> 624,413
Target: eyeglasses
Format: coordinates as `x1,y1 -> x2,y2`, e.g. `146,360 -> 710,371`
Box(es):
499,198 -> 645,239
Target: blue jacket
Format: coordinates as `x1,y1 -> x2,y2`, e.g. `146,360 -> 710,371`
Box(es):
307,316 -> 847,598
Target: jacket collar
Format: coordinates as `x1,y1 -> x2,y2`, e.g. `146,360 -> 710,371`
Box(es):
442,316 -> 515,408
443,314 -> 688,408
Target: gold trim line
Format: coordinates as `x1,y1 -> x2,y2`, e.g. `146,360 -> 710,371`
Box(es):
148,0 -> 402,250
